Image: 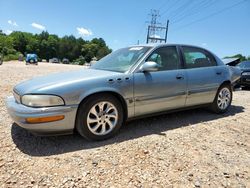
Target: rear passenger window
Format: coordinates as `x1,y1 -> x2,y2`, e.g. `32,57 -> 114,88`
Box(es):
182,46 -> 216,69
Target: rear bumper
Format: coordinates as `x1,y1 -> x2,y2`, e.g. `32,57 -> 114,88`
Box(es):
5,96 -> 78,135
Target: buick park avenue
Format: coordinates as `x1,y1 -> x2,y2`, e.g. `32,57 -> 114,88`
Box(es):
6,44 -> 241,140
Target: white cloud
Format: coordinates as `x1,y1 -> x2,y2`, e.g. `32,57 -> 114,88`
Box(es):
31,22 -> 46,30
7,20 -> 18,27
8,20 -> 18,26
4,30 -> 13,35
77,27 -> 93,37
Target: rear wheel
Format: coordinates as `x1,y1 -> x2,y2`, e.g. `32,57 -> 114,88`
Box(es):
76,94 -> 124,141
210,84 -> 232,113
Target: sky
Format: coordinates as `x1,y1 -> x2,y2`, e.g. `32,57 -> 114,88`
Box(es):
0,0 -> 249,58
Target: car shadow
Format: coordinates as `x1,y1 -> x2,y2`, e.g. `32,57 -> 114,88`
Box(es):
11,105 -> 244,156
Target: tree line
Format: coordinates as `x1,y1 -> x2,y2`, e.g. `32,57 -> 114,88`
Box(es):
0,30 -> 112,64
224,54 -> 250,62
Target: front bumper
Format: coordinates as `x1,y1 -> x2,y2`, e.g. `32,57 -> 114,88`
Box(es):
5,96 -> 78,135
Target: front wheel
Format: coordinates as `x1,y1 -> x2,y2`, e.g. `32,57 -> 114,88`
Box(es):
76,94 -> 124,141
210,84 -> 232,113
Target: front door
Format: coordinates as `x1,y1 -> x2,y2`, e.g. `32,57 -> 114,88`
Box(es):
133,46 -> 187,116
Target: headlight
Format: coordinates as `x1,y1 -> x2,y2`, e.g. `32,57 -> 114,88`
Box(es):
242,72 -> 250,76
21,95 -> 65,107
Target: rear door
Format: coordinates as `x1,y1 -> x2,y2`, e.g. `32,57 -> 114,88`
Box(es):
181,46 -> 222,106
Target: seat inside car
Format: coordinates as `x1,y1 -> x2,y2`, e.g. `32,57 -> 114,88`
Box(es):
161,54 -> 178,70
194,58 -> 210,68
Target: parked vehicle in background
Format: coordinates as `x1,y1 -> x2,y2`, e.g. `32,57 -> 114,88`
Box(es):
26,54 -> 38,65
222,58 -> 240,66
90,57 -> 98,66
236,61 -> 250,87
50,58 -> 60,63
0,55 -> 3,65
6,44 -> 241,141
62,58 -> 69,64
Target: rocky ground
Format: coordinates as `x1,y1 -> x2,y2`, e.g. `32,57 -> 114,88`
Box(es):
0,61 -> 249,188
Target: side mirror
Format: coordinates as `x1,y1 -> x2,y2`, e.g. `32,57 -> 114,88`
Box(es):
139,61 -> 159,72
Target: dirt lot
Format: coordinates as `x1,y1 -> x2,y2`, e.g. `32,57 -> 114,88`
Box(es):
0,61 -> 249,187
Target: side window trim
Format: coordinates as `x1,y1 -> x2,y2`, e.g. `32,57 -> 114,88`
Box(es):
176,45 -> 185,69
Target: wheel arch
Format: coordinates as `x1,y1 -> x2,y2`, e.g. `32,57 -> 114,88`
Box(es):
76,90 -> 128,124
220,80 -> 232,88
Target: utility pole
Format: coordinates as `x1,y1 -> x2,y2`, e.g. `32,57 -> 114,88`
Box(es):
146,9 -> 169,44
165,19 -> 169,43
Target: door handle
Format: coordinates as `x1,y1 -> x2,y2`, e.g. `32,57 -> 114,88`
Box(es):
216,72 -> 222,75
176,75 -> 184,80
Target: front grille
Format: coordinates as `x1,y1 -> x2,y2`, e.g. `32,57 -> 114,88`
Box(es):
13,90 -> 21,104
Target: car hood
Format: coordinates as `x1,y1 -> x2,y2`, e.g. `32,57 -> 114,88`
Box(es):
14,68 -> 121,95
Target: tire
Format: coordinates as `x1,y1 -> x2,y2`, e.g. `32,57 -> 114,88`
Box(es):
210,84 -> 232,114
76,94 -> 124,141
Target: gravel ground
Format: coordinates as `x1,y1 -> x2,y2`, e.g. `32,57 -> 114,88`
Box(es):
0,61 -> 249,188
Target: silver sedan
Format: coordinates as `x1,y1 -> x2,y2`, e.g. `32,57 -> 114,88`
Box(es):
6,44 -> 241,140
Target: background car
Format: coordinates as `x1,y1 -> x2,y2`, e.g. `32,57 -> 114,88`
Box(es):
26,54 -> 38,65
50,58 -> 60,63
236,61 -> 250,87
6,44 -> 241,141
62,58 -> 70,64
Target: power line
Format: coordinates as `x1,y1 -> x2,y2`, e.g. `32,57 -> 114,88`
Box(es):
160,0 -> 209,24
171,0 -> 218,24
158,0 -> 179,12
163,0 -> 193,18
172,0 -> 248,31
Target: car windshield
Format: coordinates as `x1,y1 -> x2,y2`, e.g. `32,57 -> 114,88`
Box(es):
237,61 -> 250,69
91,46 -> 151,72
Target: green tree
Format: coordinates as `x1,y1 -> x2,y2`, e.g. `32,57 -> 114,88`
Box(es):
224,54 -> 247,62
81,38 -> 111,62
0,30 -> 111,62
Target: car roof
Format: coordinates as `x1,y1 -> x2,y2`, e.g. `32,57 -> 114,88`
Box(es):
129,43 -> 208,49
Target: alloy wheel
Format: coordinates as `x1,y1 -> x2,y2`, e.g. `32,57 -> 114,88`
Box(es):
217,87 -> 231,110
87,101 -> 118,136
